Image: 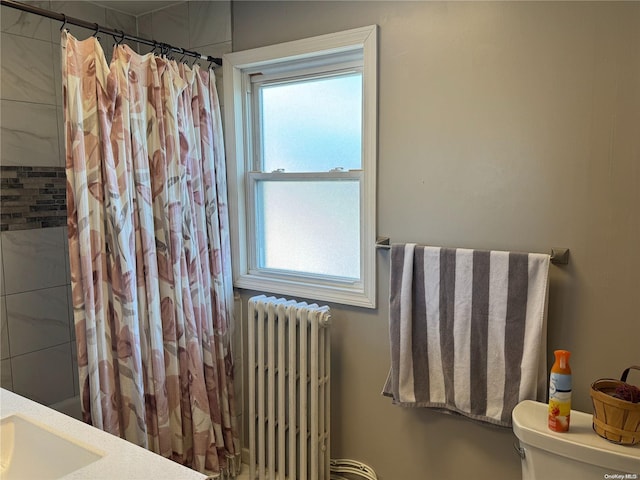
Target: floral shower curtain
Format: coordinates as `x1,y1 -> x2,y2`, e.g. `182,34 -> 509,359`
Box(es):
62,31 -> 239,477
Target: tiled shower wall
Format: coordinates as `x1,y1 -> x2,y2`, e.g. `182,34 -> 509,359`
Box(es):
1,0 -> 236,425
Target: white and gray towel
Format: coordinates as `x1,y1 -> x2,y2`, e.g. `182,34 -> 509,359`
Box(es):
382,244 -> 550,427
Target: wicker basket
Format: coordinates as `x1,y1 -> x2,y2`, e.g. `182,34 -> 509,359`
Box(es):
590,366 -> 640,445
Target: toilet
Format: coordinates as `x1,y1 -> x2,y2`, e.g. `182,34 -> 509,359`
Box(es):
512,400 -> 640,478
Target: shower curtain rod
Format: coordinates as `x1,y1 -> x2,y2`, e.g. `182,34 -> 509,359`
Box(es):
0,0 -> 223,67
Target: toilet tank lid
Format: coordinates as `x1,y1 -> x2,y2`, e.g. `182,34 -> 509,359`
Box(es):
512,400 -> 640,473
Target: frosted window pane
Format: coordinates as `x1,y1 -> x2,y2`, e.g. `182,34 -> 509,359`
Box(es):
257,180 -> 360,279
260,73 -> 362,172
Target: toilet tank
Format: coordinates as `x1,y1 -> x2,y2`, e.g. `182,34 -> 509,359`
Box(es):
512,400 -> 640,479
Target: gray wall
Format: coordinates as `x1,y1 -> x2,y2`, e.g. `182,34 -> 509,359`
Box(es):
231,2 -> 640,479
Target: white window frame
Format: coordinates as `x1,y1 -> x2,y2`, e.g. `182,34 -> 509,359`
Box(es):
223,25 -> 378,308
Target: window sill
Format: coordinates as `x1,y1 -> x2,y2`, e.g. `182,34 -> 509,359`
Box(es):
234,272 -> 375,309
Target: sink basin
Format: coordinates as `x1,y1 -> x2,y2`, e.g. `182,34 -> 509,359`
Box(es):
1,414 -> 103,479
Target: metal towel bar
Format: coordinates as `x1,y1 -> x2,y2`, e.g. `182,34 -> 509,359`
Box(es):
375,237 -> 570,265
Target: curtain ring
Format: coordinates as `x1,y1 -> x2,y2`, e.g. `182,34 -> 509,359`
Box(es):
59,14 -> 67,32
116,30 -> 125,45
111,30 -> 122,46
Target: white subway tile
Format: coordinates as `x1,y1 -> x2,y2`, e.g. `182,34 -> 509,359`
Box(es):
11,342 -> 74,405
1,0 -> 52,42
150,3 -> 188,51
53,45 -> 62,107
5,286 -> 71,356
70,339 -> 78,396
188,1 -> 231,50
104,9 -> 136,35
0,358 -> 12,390
57,106 -> 66,168
66,284 -> 74,341
1,33 -> 55,104
2,227 -> 67,294
1,296 -> 9,360
1,100 -> 60,168
0,235 -> 5,296
49,1 -> 106,45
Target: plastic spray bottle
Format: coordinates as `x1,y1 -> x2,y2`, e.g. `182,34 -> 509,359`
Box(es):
548,350 -> 572,432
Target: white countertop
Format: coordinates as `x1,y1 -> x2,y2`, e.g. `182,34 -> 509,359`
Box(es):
1,388 -> 207,480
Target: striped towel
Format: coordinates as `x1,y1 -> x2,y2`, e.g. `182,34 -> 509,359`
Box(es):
382,244 -> 550,427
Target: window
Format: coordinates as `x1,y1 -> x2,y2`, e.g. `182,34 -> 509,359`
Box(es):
223,26 -> 377,308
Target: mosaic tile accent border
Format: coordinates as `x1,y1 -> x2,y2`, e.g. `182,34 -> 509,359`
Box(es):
0,166 -> 67,231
